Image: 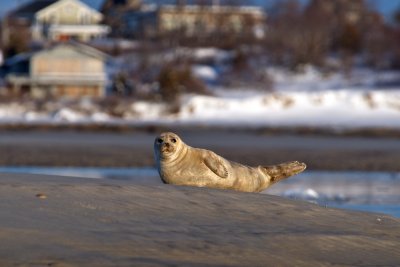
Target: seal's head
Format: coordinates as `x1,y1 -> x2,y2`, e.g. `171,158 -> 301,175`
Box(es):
154,132 -> 183,161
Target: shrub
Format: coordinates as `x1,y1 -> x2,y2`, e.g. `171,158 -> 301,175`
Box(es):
157,63 -> 207,102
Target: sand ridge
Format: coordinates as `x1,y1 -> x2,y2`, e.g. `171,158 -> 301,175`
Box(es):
0,173 -> 399,266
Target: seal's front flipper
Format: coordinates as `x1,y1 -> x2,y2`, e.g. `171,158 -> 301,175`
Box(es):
260,161 -> 306,184
203,152 -> 229,179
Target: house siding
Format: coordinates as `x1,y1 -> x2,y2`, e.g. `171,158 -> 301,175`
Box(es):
6,44 -> 107,98
157,5 -> 266,37
30,46 -> 105,97
32,49 -> 104,76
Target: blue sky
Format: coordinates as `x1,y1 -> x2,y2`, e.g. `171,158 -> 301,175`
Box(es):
1,0 -> 400,20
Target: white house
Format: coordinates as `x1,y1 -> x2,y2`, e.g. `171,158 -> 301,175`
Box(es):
3,0 -> 110,47
4,42 -> 108,98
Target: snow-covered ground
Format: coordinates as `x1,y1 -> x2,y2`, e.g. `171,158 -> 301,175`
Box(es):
177,89 -> 400,128
0,66 -> 399,129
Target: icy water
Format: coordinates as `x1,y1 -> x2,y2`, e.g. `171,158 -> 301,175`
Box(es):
0,167 -> 399,218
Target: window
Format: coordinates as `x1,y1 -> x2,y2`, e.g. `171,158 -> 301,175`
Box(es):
80,13 -> 90,24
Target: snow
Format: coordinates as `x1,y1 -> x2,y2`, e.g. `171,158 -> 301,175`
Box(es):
130,101 -> 168,120
191,48 -> 232,62
282,188 -> 320,201
268,65 -> 400,91
192,65 -> 218,81
0,65 -> 399,129
91,112 -> 110,122
177,90 -> 400,128
53,108 -> 86,122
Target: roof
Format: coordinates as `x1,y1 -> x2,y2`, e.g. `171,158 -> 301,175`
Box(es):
36,42 -> 109,60
63,42 -> 109,60
3,52 -> 34,66
8,0 -> 103,25
4,42 -> 108,67
9,0 -> 58,19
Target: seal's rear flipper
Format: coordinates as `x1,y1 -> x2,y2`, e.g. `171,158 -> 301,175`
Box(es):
260,161 -> 306,184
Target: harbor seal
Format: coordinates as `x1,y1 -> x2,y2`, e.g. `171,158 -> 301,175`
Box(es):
154,132 -> 306,193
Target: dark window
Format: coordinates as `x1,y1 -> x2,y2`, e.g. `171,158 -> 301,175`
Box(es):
113,0 -> 127,5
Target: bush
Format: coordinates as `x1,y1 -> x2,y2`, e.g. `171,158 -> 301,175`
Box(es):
338,23 -> 362,54
157,63 -> 207,102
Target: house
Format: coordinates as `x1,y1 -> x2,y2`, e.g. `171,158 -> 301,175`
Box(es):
101,1 -> 266,40
3,43 -> 108,98
102,0 -> 142,12
157,4 -> 266,39
122,6 -> 158,39
307,0 -> 368,24
101,0 -> 158,38
2,0 -> 110,49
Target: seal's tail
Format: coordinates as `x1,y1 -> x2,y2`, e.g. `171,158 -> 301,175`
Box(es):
260,161 -> 306,185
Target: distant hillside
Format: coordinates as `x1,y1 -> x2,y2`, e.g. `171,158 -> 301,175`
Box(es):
1,0 -> 399,18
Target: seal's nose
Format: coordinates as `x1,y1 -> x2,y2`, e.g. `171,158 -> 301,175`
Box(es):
160,142 -> 171,152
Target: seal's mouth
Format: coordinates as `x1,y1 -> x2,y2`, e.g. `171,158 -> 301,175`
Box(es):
160,144 -> 175,154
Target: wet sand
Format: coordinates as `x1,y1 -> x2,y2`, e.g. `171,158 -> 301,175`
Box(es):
1,129 -> 400,171
0,172 -> 399,266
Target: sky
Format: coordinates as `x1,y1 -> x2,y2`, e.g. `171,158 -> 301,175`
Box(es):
0,0 -> 399,20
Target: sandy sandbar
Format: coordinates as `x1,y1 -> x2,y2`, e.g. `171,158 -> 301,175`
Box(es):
0,173 -> 399,266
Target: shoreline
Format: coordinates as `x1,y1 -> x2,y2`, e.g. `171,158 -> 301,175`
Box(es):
1,122 -> 400,138
0,172 -> 399,266
1,129 -> 400,171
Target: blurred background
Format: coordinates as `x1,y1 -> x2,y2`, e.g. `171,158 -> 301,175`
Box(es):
0,0 -> 399,217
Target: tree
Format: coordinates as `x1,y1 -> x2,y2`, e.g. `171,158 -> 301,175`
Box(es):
4,31 -> 29,57
338,23 -> 362,53
264,0 -> 331,69
157,63 -> 207,102
394,7 -> 400,26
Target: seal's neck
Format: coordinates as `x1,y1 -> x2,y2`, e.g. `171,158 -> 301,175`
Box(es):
162,143 -> 189,166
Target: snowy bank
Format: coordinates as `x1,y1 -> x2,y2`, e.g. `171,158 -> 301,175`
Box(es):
0,89 -> 400,129
177,89 -> 400,128
0,65 -> 399,129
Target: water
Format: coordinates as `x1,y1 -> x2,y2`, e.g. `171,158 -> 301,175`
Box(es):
267,171 -> 400,218
0,167 -> 399,218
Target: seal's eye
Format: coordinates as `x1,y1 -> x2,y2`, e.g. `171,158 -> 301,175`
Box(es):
157,138 -> 163,144
171,138 -> 177,143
